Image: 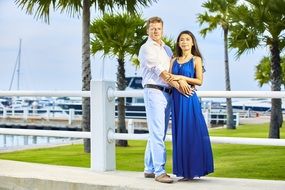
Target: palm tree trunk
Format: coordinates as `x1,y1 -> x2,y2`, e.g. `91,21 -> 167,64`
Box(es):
116,57 -> 128,147
81,0 -> 91,152
269,41 -> 282,138
224,28 -> 235,129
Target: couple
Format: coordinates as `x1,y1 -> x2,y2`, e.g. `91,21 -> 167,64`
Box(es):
138,16 -> 214,183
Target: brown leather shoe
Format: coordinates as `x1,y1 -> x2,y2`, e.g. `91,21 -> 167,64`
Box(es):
155,173 -> 173,183
144,173 -> 155,178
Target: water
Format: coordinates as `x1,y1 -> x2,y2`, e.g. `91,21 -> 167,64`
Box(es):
0,134 -> 77,151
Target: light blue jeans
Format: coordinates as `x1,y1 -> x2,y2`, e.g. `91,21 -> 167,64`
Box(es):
143,88 -> 172,177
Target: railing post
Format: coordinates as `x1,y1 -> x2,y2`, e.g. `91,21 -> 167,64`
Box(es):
46,107 -> 50,121
235,113 -> 240,126
68,109 -> 75,125
247,109 -> 251,118
12,107 -> 15,116
90,80 -> 115,171
3,107 -> 7,118
128,119 -> 134,134
203,109 -> 210,126
23,108 -> 28,121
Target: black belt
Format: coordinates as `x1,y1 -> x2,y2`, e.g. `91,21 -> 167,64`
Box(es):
144,84 -> 172,94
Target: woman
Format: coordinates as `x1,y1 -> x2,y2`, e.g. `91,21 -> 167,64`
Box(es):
169,30 -> 214,181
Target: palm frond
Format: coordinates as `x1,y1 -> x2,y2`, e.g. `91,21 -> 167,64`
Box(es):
254,56 -> 271,87
90,12 -> 147,59
197,0 -> 237,37
229,23 -> 261,58
15,0 -> 156,23
229,0 -> 285,58
15,0 -> 56,23
57,0 -> 82,17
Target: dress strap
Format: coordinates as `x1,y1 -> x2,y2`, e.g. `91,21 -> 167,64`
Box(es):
169,57 -> 178,73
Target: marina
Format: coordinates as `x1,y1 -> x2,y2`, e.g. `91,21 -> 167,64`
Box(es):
0,96 -> 272,151
0,91 -> 276,131
0,77 -> 281,151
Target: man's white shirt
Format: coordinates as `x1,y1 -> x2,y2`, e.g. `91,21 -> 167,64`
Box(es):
138,37 -> 173,87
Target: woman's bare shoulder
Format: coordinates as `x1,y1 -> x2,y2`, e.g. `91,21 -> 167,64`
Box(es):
193,56 -> 202,62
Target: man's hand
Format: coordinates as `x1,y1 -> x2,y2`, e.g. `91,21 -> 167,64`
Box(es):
160,71 -> 172,82
165,74 -> 182,83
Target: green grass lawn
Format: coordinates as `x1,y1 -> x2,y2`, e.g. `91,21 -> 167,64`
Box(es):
209,123 -> 285,138
0,123 -> 284,180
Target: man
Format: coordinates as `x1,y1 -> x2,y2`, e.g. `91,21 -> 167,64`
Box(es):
138,16 -> 174,183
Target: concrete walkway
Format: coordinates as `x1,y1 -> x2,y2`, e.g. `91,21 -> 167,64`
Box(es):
0,160 -> 284,190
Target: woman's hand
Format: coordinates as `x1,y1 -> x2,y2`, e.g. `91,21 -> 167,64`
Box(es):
178,79 -> 193,97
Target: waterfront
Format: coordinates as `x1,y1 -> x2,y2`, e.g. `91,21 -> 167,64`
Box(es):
0,91 -> 277,152
0,134 -> 79,151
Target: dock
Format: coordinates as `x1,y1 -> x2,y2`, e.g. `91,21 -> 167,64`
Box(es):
0,116 -> 152,132
0,116 -> 81,130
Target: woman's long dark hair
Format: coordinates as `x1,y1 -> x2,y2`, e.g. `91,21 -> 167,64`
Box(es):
175,30 -> 203,60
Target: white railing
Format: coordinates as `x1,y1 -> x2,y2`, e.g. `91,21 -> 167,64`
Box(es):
0,107 -> 81,125
1,80 -> 285,172
0,105 -> 236,125
1,104 -> 238,127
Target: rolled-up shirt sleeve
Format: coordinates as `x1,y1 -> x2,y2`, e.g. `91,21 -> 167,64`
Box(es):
139,45 -> 165,77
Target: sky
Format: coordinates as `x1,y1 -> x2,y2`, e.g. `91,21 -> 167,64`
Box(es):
0,0 -> 271,92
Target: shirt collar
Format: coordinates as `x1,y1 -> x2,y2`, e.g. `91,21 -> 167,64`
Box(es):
147,37 -> 165,47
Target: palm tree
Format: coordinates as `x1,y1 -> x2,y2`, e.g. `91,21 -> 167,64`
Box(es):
15,0 -> 157,152
90,13 -> 147,146
229,0 -> 285,138
255,56 -> 285,89
197,0 -> 237,129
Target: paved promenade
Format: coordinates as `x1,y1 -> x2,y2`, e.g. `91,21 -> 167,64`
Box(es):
0,160 -> 284,190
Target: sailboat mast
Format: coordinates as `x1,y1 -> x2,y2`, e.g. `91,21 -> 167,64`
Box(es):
9,39 -> 22,90
17,39 -> 22,90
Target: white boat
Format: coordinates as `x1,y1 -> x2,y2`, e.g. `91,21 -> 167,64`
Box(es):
55,97 -> 82,110
0,97 -> 11,108
125,77 -> 144,106
221,98 -> 285,112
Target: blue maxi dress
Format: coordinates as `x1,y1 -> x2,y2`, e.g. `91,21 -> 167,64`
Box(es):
172,58 -> 214,179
